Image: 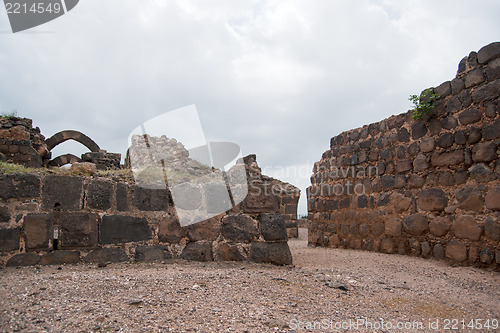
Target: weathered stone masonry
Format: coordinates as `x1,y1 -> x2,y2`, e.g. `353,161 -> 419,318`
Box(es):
0,169 -> 293,267
308,42 -> 500,269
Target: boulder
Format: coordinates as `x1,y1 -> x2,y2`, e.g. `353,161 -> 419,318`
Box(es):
249,242 -> 292,265
452,215 -> 483,241
417,188 -> 448,211
403,214 -> 429,236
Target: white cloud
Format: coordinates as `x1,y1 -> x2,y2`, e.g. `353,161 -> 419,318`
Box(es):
1,0 -> 499,214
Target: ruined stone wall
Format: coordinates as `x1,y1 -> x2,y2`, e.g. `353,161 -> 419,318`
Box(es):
0,171 -> 292,267
0,117 -> 50,167
244,154 -> 300,238
307,42 -> 500,269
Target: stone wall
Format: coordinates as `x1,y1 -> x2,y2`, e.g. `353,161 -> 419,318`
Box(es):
245,154 -> 300,238
307,42 -> 500,269
0,170 -> 292,267
0,117 -> 50,167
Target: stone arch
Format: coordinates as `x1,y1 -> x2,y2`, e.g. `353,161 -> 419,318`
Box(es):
45,130 -> 100,153
47,154 -> 82,167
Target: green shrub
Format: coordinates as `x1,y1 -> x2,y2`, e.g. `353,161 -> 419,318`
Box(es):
409,89 -> 439,120
0,110 -> 18,119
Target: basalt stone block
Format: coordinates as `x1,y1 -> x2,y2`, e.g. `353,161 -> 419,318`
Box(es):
184,217 -> 220,242
180,241 -> 213,262
221,214 -> 259,242
0,227 -> 20,251
380,238 -> 394,254
420,138 -> 435,153
431,150 -> 464,167
135,245 -> 172,261
454,130 -> 466,145
485,102 -> 498,118
434,244 -> 445,259
455,169 -> 468,185
435,81 -> 451,98
459,90 -> 472,108
421,241 -> 431,258
411,122 -> 427,140
357,195 -> 368,208
479,247 -> 495,264
459,108 -> 482,125
441,116 -> 458,130
99,215 -> 151,244
350,130 -> 360,141
23,213 -> 51,250
482,119 -> 500,140
418,188 -> 448,212
445,239 -> 467,262
393,192 -> 411,213
477,41 -> 500,64
258,214 -> 287,241
0,205 -> 9,223
87,180 -> 114,210
467,127 -> 482,144
380,175 -> 395,190
429,217 -> 451,237
484,217 -> 499,241
438,171 -> 455,186
446,95 -> 463,113
397,128 -> 410,142
385,218 -> 402,237
387,115 -> 404,130
42,175 -> 83,211
452,215 -> 483,241
428,118 -> 442,136
215,242 -> 245,261
116,182 -> 130,212
413,154 -> 429,172
472,79 -> 500,103
40,251 -> 80,265
371,223 -> 384,237
396,160 -> 412,173
241,182 -> 279,213
59,212 -> 98,249
0,173 -> 41,200
485,187 -> 500,211
83,248 -> 129,263
172,183 -> 203,211
133,187 -> 169,211
249,241 -> 292,265
437,133 -> 454,149
159,215 -> 186,243
465,68 -> 485,88
486,58 -> 500,81
6,252 -> 40,267
469,245 -> 479,263
394,174 -> 407,188
408,174 -> 425,189
403,214 -> 428,236
455,186 -> 484,212
203,182 -> 231,214
469,163 -> 496,183
451,78 -> 465,95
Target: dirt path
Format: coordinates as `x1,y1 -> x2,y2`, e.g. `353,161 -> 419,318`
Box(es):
1,229 -> 499,332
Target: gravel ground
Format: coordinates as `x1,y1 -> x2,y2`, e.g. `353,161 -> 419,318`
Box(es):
1,229 -> 499,333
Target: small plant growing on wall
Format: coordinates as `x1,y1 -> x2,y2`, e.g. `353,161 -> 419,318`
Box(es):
0,110 -> 18,119
409,89 -> 439,120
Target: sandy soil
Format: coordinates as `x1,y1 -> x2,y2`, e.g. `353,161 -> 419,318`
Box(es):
1,229 -> 499,332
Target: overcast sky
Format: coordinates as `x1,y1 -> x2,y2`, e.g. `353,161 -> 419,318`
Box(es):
1,0 -> 499,214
